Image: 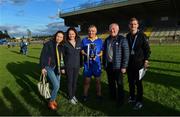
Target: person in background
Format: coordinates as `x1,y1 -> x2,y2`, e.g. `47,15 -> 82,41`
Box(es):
64,27 -> 81,105
20,40 -> 28,55
81,25 -> 103,102
40,30 -> 65,110
126,17 -> 151,110
103,23 -> 129,106
7,42 -> 11,48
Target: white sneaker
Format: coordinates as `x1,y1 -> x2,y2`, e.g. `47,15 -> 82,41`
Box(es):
73,96 -> 78,103
70,99 -> 77,105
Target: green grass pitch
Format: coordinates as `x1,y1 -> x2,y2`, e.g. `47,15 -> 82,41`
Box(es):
0,44 -> 179,115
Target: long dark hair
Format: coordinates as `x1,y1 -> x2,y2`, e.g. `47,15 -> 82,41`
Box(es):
66,27 -> 79,42
53,30 -> 65,44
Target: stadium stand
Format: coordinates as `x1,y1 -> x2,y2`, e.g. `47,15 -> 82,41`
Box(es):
59,0 -> 180,43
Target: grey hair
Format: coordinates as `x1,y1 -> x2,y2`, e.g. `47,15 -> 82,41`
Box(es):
109,23 -> 119,31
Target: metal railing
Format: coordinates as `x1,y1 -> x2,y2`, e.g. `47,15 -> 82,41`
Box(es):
59,0 -> 128,14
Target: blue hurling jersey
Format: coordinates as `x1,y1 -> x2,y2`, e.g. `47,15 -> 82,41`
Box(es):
81,37 -> 103,64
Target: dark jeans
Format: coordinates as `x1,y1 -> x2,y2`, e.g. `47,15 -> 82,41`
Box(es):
127,68 -> 143,102
106,63 -> 124,103
66,67 -> 79,99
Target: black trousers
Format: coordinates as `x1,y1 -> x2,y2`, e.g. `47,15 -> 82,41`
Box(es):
127,68 -> 143,102
66,67 -> 79,99
106,63 -> 124,103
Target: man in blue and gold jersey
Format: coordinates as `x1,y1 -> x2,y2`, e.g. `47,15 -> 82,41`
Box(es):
81,25 -> 103,102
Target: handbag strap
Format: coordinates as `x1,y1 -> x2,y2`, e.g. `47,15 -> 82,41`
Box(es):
40,73 -> 47,84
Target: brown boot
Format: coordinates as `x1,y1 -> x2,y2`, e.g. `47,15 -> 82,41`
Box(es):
52,100 -> 57,107
48,101 -> 57,110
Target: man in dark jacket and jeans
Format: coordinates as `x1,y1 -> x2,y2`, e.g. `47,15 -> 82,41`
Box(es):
126,17 -> 151,110
103,23 -> 129,106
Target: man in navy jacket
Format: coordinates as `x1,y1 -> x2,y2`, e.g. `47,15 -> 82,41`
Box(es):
103,23 -> 129,106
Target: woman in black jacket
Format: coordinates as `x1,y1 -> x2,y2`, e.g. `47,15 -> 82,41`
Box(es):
64,27 -> 81,105
40,30 -> 65,110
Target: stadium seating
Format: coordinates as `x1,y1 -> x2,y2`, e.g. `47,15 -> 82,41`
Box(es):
146,26 -> 180,40
175,27 -> 180,36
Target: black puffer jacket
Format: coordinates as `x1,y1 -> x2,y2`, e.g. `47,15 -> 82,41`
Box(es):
103,35 -> 129,69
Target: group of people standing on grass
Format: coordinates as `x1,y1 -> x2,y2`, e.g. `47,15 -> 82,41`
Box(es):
39,17 -> 151,111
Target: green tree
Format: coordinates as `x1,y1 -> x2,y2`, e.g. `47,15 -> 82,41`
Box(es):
0,30 -> 3,35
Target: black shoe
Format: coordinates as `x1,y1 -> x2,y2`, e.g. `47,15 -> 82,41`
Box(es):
109,95 -> 116,101
128,96 -> 136,104
82,96 -> 88,102
116,101 -> 124,107
133,102 -> 143,110
96,96 -> 103,102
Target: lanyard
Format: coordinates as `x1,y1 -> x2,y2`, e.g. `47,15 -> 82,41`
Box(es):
56,44 -> 60,67
60,52 -> 64,67
131,34 -> 138,50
